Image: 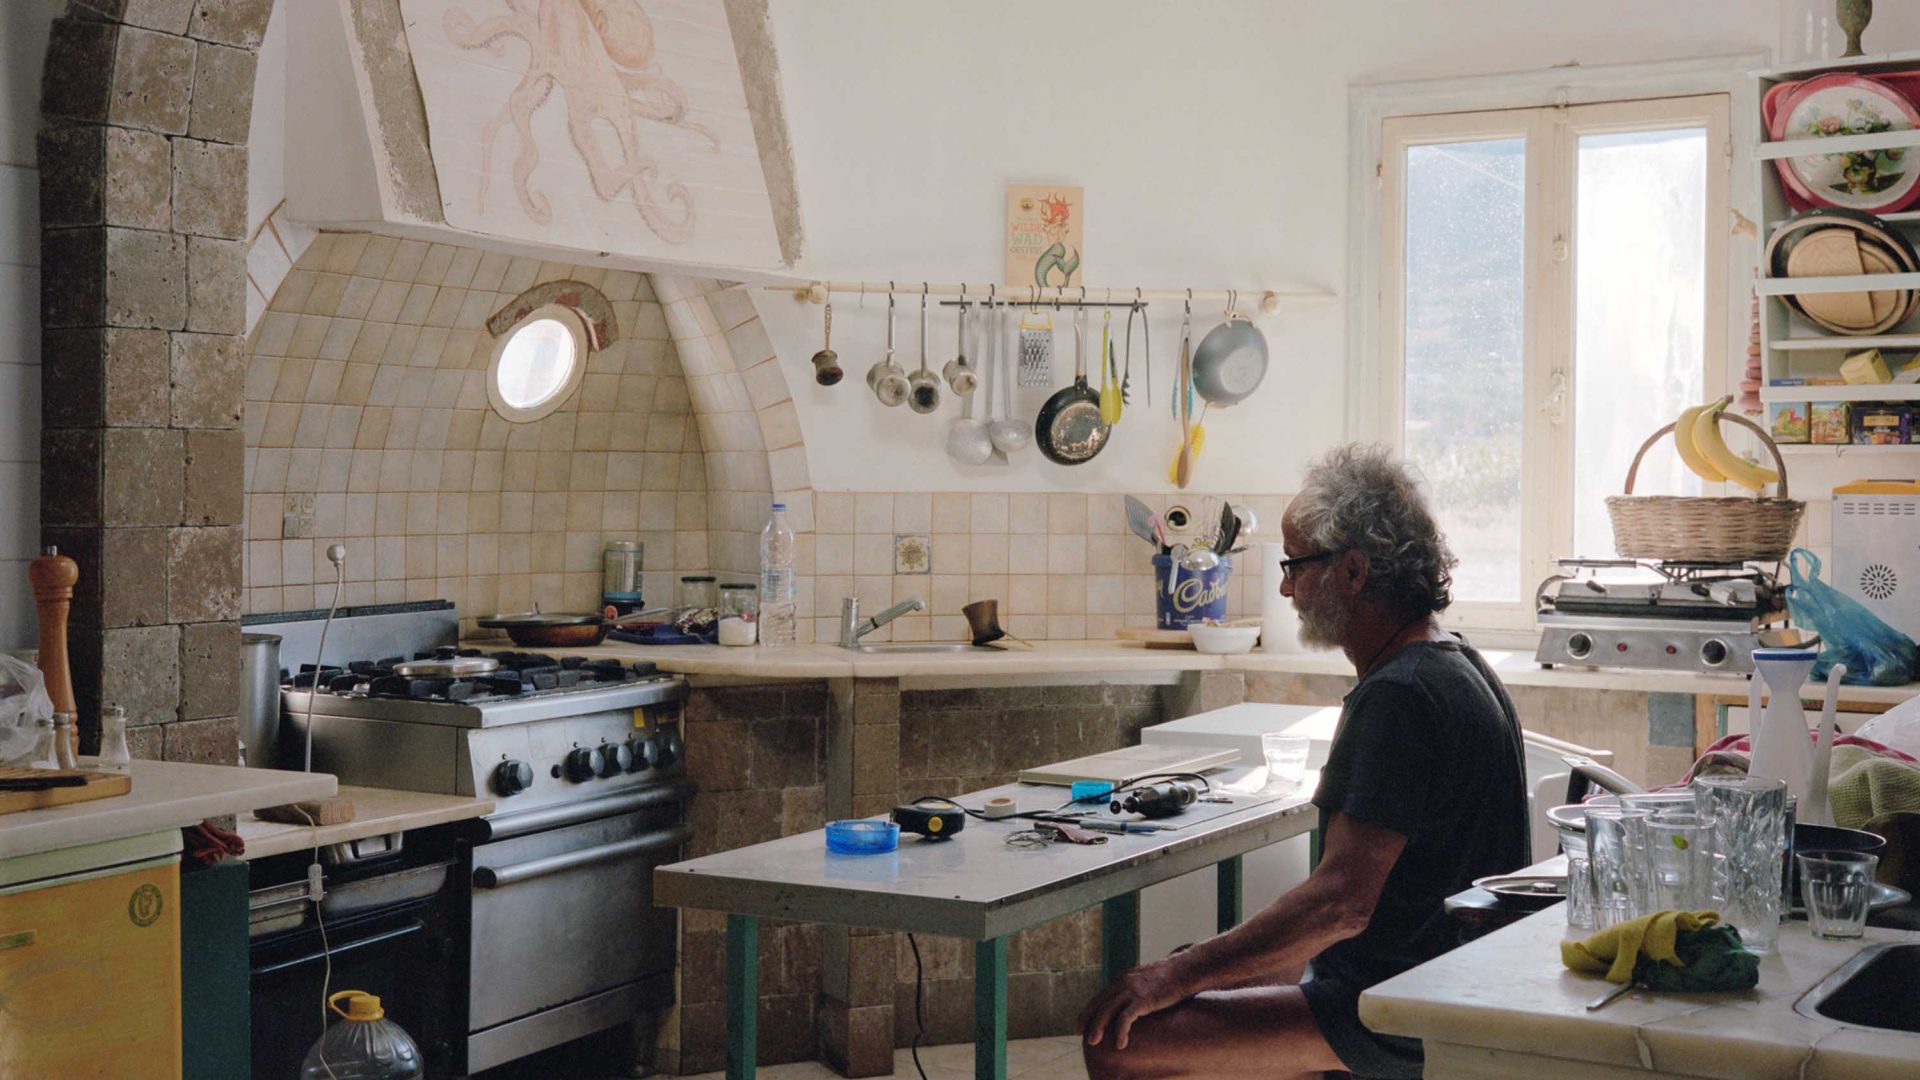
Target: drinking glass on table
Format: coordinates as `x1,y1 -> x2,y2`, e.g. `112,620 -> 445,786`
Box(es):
1691,775 -> 1789,952
1261,734 -> 1310,794
1797,851 -> 1879,940
1558,824 -> 1595,930
1644,811 -> 1714,912
1585,806 -> 1652,929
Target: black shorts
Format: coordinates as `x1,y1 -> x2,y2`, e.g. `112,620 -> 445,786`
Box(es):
1299,965 -> 1424,1080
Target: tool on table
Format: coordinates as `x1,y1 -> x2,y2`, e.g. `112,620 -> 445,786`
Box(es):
1585,981 -> 1638,1011
1111,779 -> 1203,819
892,798 -> 968,840
1030,821 -> 1108,845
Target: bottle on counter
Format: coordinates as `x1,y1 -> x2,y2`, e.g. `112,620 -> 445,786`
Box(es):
97,705 -> 131,774
52,712 -> 78,770
759,502 -> 797,648
27,716 -> 57,769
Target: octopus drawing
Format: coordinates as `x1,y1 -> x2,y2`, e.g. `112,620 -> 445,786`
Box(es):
441,0 -> 721,244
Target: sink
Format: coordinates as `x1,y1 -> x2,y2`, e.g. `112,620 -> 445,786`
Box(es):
851,642 -> 1001,654
1796,943 -> 1920,1033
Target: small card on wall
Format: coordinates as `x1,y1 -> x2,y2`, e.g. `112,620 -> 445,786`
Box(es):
1006,184 -> 1083,290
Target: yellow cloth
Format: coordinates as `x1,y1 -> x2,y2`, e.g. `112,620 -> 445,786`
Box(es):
1560,910 -> 1720,984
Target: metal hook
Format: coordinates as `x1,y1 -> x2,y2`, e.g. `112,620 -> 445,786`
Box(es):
1185,288 -> 1192,317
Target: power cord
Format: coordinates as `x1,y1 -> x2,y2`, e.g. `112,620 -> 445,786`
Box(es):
907,933 -> 928,1080
301,543 -> 345,1078
302,544 -> 347,773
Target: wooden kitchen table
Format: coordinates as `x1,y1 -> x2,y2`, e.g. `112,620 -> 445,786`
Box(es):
654,767 -> 1318,1080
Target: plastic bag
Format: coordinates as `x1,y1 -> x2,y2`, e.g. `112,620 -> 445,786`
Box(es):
0,653 -> 53,764
1785,548 -> 1919,686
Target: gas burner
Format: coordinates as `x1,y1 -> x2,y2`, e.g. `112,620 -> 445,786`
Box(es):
1535,556 -> 1790,675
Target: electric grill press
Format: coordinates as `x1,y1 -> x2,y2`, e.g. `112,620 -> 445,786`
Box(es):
1534,558 -> 1784,675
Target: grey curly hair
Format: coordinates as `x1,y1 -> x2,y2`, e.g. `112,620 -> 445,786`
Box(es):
1292,444 -> 1458,614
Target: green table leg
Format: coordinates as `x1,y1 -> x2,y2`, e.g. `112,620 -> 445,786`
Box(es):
1102,892 -> 1140,984
1216,855 -> 1244,932
974,937 -> 1008,1080
726,914 -> 758,1080
1716,701 -> 1729,739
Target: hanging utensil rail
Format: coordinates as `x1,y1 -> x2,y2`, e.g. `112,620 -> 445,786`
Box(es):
777,281 -> 1332,315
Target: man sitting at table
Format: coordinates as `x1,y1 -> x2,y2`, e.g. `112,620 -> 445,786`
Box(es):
1081,444 -> 1530,1080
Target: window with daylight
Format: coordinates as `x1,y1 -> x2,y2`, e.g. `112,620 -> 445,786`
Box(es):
488,305 -> 589,422
1373,94 -> 1731,634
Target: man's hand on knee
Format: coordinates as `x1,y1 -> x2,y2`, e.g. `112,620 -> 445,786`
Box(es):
1078,959 -> 1188,1050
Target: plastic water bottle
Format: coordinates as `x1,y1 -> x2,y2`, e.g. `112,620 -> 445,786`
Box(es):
759,502 -> 797,648
301,991 -> 423,1079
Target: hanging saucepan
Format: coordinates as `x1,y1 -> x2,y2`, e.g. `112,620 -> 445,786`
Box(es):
1191,293 -> 1269,407
1035,306 -> 1110,465
476,606 -> 677,648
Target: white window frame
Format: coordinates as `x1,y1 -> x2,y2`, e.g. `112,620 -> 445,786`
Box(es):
1349,56 -> 1763,645
487,303 -> 590,423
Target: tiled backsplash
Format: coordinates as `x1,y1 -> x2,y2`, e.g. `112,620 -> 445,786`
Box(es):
808,491 -> 1290,643
241,233 -> 708,623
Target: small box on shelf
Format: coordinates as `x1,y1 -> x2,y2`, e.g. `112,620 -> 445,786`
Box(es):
1852,403 -> 1911,444
1769,401 -> 1811,443
1842,348 -> 1893,384
1812,401 -> 1852,444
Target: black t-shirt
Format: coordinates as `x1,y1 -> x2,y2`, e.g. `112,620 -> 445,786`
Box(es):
1309,637 -> 1530,990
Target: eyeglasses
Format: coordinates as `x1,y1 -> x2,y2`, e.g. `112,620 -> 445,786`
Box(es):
1278,550 -> 1341,581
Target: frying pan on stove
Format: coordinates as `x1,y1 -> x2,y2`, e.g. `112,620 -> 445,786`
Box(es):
1035,313 -> 1110,465
477,606 -> 677,648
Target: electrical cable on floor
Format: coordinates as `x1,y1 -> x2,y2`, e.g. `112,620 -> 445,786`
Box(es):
293,803 -> 337,1080
907,933 -> 928,1080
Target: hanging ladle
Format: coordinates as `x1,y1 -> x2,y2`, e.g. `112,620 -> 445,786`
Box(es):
811,297 -> 841,385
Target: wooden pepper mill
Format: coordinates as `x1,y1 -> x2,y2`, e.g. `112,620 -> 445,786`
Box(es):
30,546 -> 79,755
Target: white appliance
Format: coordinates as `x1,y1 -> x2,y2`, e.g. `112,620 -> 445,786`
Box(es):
1832,482 -> 1920,642
1137,703 -> 1612,961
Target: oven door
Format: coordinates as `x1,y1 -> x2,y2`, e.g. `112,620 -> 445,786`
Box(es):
467,801 -> 688,1038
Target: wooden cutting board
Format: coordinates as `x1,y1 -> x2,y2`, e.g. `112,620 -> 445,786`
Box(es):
1116,626 -> 1195,650
0,766 -> 132,814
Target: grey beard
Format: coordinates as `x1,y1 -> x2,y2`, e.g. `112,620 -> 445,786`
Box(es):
1295,591 -> 1349,650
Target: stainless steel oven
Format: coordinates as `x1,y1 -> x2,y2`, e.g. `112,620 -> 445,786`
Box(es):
466,784 -> 691,1071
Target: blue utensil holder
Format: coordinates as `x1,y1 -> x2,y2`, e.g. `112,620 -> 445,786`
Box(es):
1153,553 -> 1232,630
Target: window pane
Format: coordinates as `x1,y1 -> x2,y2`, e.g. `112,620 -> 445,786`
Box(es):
1574,128 -> 1708,557
497,318 -> 577,408
1403,138 -> 1527,602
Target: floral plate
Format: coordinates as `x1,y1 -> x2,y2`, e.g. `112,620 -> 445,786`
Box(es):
1770,72 -> 1920,214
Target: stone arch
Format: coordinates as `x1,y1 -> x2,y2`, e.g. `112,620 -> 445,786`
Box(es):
39,3 -> 816,759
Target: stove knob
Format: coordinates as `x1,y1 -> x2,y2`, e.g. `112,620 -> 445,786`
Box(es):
491,759 -> 534,797
597,741 -> 631,777
627,736 -> 661,772
657,727 -> 683,768
564,746 -> 603,783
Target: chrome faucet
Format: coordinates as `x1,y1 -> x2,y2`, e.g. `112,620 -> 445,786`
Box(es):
839,596 -> 926,648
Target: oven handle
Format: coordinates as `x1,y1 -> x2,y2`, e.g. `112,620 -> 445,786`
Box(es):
480,778 -> 698,840
250,920 -> 425,976
472,824 -> 692,890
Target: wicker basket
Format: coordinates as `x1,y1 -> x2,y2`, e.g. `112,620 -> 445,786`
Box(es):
1605,409 -> 1805,563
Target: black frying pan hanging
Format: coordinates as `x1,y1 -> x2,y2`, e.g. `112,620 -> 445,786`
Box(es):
1035,308 -> 1110,465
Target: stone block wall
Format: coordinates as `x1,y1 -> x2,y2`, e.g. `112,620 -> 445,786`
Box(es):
38,1 -> 275,759
664,681 -> 831,1074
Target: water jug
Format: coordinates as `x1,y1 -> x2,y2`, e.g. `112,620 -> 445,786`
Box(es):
1747,649 -> 1846,826
300,991 -> 423,1079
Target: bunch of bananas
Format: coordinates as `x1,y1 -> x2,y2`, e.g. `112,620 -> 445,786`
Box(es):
1673,395 -> 1779,493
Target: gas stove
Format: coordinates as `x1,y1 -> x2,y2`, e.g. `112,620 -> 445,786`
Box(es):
1534,558 -> 1787,675
288,645 -> 682,727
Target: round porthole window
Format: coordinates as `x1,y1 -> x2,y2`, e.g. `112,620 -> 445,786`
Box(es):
487,305 -> 588,422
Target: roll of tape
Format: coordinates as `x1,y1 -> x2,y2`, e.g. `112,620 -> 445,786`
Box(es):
983,796 -> 1018,819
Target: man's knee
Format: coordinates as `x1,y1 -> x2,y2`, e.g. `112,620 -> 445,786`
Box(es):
1082,1036 -> 1146,1080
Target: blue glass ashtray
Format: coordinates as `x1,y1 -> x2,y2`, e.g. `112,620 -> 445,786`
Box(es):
826,819 -> 900,855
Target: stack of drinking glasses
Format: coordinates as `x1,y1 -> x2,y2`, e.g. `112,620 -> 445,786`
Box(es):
1690,775 -> 1790,952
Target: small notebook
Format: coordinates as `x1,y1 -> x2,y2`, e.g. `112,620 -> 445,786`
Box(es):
1017,744 -> 1239,787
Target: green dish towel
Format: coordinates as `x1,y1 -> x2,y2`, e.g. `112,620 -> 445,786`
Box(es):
1562,910 -> 1760,991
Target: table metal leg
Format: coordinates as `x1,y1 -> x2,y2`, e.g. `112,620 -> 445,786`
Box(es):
1101,892 -> 1140,984
1309,821 -> 1324,871
974,937 -> 1008,1080
726,914 -> 758,1080
1216,855 -> 1244,932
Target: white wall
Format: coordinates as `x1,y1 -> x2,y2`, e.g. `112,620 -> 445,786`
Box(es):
0,2 -> 60,649
758,0 -> 1805,494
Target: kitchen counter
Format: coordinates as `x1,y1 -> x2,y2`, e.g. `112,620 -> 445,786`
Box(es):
235,785 -> 493,861
0,760 -> 336,860
463,637 -> 1920,703
1360,906 -> 1920,1079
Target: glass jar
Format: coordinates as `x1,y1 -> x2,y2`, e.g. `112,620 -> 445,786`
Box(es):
676,575 -> 718,612
602,541 -> 644,611
718,583 -> 759,646
97,705 -> 131,774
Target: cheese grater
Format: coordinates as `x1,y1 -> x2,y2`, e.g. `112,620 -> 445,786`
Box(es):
1018,309 -> 1054,387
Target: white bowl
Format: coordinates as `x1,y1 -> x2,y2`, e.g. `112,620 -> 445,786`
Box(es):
1187,623 -> 1259,655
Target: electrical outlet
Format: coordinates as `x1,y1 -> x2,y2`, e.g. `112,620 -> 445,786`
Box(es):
282,494 -> 316,539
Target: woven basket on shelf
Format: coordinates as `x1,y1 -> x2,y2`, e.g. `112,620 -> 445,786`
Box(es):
1605,410 -> 1805,563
